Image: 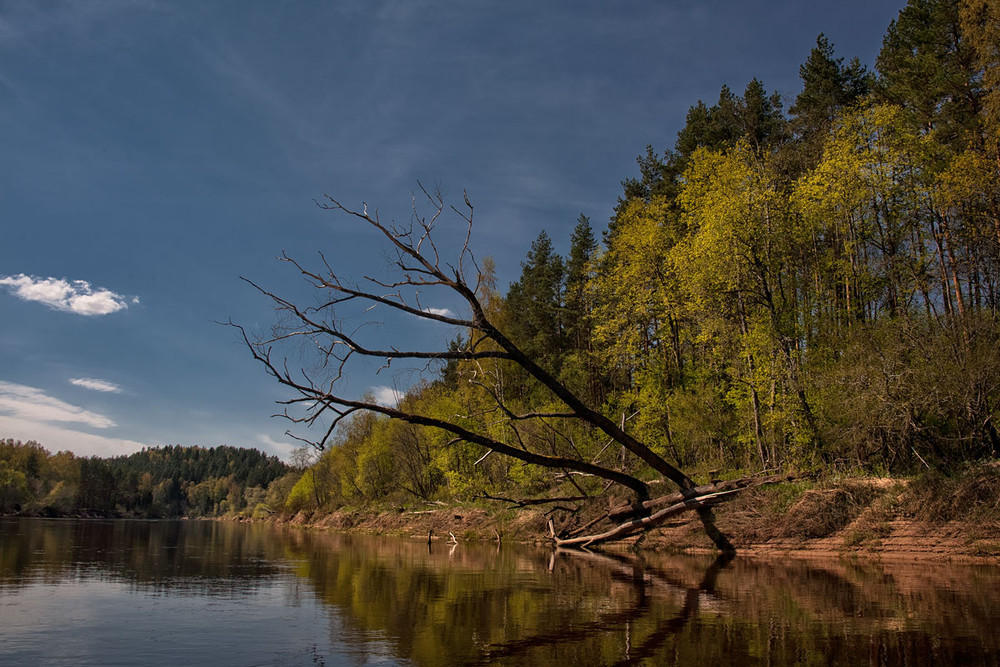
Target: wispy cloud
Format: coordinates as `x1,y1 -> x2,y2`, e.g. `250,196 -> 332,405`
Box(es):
256,433 -> 297,461
0,415 -> 146,458
422,307 -> 455,318
0,381 -> 116,428
69,377 -> 123,393
371,385 -> 403,408
0,0 -> 160,49
0,274 -> 135,315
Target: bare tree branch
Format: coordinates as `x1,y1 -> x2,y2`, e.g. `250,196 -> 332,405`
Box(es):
239,189 -> 723,548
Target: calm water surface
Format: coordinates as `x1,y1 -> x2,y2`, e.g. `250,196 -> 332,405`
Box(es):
1,518 -> 999,666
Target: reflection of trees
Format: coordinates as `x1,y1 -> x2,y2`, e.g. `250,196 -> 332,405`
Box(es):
617,555 -> 1000,666
281,530 -> 682,665
4,519 -> 1000,665
468,550 -> 734,666
285,530 -> 1000,666
0,519 -> 283,595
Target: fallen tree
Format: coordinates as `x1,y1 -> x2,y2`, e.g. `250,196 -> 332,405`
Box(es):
238,187 -> 777,551
551,473 -> 803,548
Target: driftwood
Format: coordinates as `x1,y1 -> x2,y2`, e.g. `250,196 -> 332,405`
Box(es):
606,472 -> 802,522
551,490 -> 740,548
551,472 -> 808,549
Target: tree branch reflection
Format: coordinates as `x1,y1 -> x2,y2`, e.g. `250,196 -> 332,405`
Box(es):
469,549 -> 734,665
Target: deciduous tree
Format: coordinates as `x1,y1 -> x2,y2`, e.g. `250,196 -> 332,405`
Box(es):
238,187 -> 744,550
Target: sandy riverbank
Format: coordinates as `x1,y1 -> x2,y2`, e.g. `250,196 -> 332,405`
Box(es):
263,475 -> 1000,563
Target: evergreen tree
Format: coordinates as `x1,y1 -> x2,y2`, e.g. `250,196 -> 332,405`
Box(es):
960,0 -> 1000,151
613,147 -> 684,243
563,214 -> 597,351
436,334 -> 466,390
505,230 -> 566,373
790,35 -> 872,139
614,79 -> 786,247
77,458 -> 118,511
675,79 -> 785,160
560,215 -> 602,404
876,0 -> 982,150
740,78 -> 788,150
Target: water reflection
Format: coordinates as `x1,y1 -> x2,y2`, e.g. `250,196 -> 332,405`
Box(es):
0,518 -> 283,596
2,518 -> 999,666
276,529 -> 1000,666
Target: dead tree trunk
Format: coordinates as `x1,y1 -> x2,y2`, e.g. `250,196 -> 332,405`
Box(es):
238,187 -> 762,551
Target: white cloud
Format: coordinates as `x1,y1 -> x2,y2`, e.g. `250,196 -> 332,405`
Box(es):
422,307 -> 455,318
0,274 -> 132,315
69,378 -> 123,393
256,433 -> 299,461
0,381 -> 116,428
0,381 -> 144,457
371,385 -> 403,408
0,416 -> 146,458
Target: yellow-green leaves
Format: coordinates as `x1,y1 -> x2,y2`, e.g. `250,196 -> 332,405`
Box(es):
592,196 -> 676,363
676,141 -> 792,313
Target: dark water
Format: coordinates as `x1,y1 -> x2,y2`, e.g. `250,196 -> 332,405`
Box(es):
1,519 -> 999,666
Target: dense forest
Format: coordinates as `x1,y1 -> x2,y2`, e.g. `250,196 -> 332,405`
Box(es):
274,0 -> 1000,514
0,439 -> 292,517
5,0 -> 1000,522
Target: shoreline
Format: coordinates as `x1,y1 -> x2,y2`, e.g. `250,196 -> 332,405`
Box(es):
6,506 -> 996,563
261,502 -> 1000,564
10,471 -> 1000,564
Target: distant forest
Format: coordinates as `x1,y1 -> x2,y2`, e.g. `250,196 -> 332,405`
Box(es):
5,0 -> 1000,520
0,439 -> 293,517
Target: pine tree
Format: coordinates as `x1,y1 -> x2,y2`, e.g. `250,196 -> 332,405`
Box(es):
564,214 -> 597,351
876,0 -> 982,150
505,230 -> 566,372
960,0 -> 1000,151
675,80 -> 785,160
791,35 -> 872,136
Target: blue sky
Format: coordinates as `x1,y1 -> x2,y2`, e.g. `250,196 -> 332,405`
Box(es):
0,0 -> 905,460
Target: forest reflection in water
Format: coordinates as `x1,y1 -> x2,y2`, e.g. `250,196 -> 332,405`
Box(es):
1,518 -> 999,666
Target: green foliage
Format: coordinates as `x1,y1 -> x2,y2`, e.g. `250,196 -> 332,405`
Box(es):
505,230 -> 567,377
961,0 -> 1000,151
0,440 -> 290,518
22,4 -> 1000,517
0,462 -> 28,512
876,0 -> 982,151
285,472 -> 319,513
265,472 -> 300,512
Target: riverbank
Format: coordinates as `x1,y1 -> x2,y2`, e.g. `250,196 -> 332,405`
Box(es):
265,468 -> 1000,562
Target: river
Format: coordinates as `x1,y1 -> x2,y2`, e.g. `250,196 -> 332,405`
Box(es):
1,518 -> 998,665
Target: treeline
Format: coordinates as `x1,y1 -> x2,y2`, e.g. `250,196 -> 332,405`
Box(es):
11,1 -> 996,520
281,0 -> 1000,514
0,439 -> 293,517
